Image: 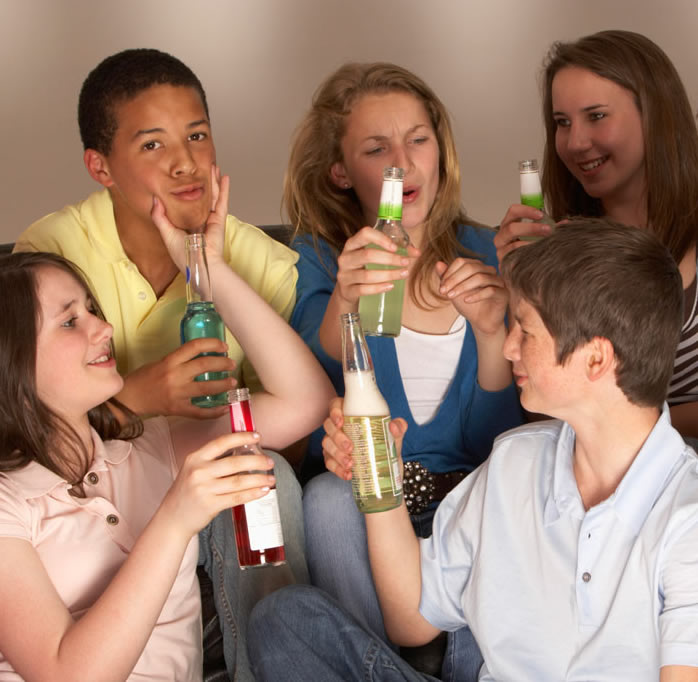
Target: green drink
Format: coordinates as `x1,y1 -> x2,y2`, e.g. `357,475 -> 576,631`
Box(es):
519,159 -> 556,240
358,244 -> 407,338
180,233 -> 230,408
359,167 -> 410,337
180,301 -> 229,407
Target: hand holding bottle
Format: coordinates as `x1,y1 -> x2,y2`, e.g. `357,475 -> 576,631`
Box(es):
335,226 -> 417,307
322,396 -> 408,482
116,339 -> 236,419
160,430 -> 276,541
435,259 -> 509,337
494,203 -> 553,263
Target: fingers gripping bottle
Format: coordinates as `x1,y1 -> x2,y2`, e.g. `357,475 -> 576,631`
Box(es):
358,166 -> 410,337
227,388 -> 286,569
340,313 -> 403,513
180,233 -> 229,407
518,159 -> 556,240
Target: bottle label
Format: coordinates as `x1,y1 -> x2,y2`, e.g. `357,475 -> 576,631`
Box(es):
244,489 -> 284,550
377,177 -> 403,221
343,416 -> 402,499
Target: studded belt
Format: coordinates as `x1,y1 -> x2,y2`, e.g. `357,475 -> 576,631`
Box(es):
402,461 -> 468,515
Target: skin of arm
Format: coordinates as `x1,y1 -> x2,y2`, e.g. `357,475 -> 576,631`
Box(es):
152,166 -> 336,452
317,225 -> 419,361
0,431 -> 274,682
661,666 -> 698,681
363,418 -> 441,646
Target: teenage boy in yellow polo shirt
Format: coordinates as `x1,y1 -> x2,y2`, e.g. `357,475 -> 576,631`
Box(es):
16,48 -> 298,420
15,48 -> 329,681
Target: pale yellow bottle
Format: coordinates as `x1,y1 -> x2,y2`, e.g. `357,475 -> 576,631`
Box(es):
340,312 -> 402,513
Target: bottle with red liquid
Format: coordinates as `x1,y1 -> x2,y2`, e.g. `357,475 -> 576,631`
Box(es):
227,388 -> 286,569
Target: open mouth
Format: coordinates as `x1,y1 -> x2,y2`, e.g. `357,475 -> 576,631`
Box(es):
578,156 -> 608,172
88,353 -> 113,366
402,187 -> 419,204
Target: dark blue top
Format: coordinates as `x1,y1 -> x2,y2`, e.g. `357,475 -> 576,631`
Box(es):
291,225 -> 523,480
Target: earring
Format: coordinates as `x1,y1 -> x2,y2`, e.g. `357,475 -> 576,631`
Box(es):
343,182 -> 350,189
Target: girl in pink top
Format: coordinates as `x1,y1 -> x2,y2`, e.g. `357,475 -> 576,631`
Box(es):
0,168 -> 334,681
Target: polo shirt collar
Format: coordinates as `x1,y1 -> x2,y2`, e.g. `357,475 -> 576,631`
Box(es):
545,404 -> 687,533
83,189 -> 130,264
5,429 -> 132,500
610,404 -> 687,535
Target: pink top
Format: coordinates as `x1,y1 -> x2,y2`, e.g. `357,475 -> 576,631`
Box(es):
0,418 -> 202,681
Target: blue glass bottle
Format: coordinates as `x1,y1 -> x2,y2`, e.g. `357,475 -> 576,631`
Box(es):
180,233 -> 229,407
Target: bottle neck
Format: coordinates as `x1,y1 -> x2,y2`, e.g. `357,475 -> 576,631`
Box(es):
228,395 -> 256,433
340,313 -> 374,374
376,177 -> 403,222
185,241 -> 213,303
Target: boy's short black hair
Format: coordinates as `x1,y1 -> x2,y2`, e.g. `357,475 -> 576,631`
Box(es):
78,48 -> 209,155
501,219 -> 684,409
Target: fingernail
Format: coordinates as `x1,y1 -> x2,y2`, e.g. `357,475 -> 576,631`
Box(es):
260,486 -> 270,492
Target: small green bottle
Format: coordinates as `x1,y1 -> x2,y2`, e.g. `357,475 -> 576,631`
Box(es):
519,159 -> 556,240
358,167 -> 409,337
180,233 -> 229,407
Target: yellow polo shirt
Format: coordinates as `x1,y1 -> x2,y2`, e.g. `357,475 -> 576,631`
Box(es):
16,189 -> 298,393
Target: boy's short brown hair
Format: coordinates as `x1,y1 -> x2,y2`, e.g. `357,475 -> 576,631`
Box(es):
501,219 -> 683,408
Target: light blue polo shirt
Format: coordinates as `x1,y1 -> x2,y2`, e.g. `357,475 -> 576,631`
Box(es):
420,406 -> 698,680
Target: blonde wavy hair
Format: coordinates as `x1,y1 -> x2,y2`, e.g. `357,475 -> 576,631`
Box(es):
284,61 -> 481,306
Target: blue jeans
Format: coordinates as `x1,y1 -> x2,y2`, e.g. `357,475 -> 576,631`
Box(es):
304,473 -> 482,682
198,451 -> 309,682
249,585 -> 439,681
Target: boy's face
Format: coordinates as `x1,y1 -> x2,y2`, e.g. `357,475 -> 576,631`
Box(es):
503,294 -> 585,418
97,84 -> 215,233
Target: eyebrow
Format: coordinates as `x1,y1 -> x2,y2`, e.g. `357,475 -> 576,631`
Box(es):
362,123 -> 430,142
132,119 -> 210,140
552,103 -> 608,116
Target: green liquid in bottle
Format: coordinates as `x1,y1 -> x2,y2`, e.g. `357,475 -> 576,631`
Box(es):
358,244 -> 407,337
519,193 -> 556,241
180,301 -> 229,407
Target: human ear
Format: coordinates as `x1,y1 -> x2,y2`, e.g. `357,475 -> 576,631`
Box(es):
330,162 -> 352,190
84,149 -> 115,188
586,336 -> 615,382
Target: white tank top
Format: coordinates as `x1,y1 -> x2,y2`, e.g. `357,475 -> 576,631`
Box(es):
394,316 -> 466,425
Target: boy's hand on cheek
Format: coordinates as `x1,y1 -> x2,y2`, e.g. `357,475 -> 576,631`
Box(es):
151,164 -> 230,271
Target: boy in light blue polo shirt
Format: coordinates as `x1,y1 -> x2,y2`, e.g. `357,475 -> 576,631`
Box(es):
248,219 -> 698,681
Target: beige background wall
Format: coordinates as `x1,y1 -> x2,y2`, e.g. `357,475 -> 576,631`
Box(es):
1,0 -> 697,243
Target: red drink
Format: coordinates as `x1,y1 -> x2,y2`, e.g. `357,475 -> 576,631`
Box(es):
228,390 -> 286,569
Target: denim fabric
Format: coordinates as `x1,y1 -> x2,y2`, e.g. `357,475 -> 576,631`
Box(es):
303,473 -> 482,682
199,451 -> 309,681
248,585 -> 439,682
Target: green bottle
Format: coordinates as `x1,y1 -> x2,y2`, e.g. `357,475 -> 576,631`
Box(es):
358,167 -> 409,337
341,313 -> 402,513
519,159 -> 556,240
180,233 -> 229,407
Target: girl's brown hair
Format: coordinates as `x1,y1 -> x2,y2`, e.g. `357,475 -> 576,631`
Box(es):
541,30 -> 698,263
284,61 -> 483,306
0,252 -> 142,494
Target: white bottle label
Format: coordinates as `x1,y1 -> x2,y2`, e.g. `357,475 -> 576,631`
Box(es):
244,489 -> 284,551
